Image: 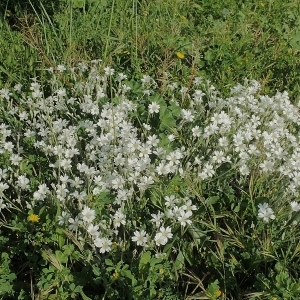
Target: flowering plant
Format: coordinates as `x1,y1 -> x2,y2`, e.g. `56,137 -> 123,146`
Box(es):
1,61 -> 300,298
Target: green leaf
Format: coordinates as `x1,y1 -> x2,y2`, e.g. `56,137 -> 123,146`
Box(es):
73,0 -> 85,8
169,102 -> 181,115
206,196 -> 219,205
159,110 -> 176,131
80,291 -> 92,300
55,228 -> 66,249
62,244 -> 75,256
92,266 -> 100,276
173,251 -> 185,271
204,50 -> 214,62
55,250 -> 68,264
139,251 -> 151,270
105,259 -> 114,267
158,133 -> 171,148
150,258 -> 162,267
122,270 -> 137,286
187,224 -> 207,247
95,192 -> 114,205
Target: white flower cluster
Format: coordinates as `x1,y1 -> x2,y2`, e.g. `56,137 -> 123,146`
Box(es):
1,61 -> 300,256
0,62 -> 194,253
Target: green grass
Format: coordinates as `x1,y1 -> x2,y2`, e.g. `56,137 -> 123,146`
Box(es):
1,0 -> 300,299
1,0 -> 300,96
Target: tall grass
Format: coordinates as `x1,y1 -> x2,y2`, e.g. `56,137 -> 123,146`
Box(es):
0,1 -> 300,299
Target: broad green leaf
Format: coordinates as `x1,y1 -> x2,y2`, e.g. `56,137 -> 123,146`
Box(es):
139,251 -> 151,270
55,250 -> 68,264
173,250 -> 185,271
105,259 -> 114,266
159,110 -> 176,131
206,196 -> 219,205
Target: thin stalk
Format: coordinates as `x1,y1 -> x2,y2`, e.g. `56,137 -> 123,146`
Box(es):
134,0 -> 138,63
69,0 -> 73,47
104,0 -> 115,60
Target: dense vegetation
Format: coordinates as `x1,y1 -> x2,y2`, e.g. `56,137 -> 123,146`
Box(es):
1,1 -> 300,299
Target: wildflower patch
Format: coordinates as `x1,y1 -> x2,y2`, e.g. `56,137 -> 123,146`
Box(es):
1,61 -> 300,298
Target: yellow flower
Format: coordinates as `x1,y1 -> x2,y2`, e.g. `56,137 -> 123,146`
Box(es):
174,185 -> 180,192
215,290 -> 222,297
112,272 -> 119,279
28,214 -> 39,223
176,51 -> 185,59
260,2 -> 265,7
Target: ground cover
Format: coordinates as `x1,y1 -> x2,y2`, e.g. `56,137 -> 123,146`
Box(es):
1,0 -> 300,299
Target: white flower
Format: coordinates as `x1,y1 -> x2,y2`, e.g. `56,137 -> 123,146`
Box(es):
58,211 -> 70,226
165,195 -> 178,208
260,160 -> 274,173
0,199 -> 7,211
148,102 -> 160,114
0,88 -> 12,99
0,169 -> 8,180
258,203 -> 275,222
57,64 -> 66,72
14,83 -> 23,92
168,134 -> 175,141
218,137 -> 229,147
94,237 -> 112,253
87,224 -> 100,237
116,73 -> 127,81
166,151 -> 182,165
10,154 -> 22,166
165,163 -> 177,174
56,184 -> 68,201
141,75 -> 153,86
154,226 -> 173,246
177,210 -> 192,227
17,175 -> 30,190
138,145 -> 152,158
239,164 -> 250,176
104,66 -> 115,76
199,163 -> 215,179
0,182 -> 9,198
156,161 -> 168,175
131,230 -> 148,246
182,199 -> 197,212
68,217 -> 82,231
81,206 -> 96,223
192,126 -> 201,137
59,159 -> 72,170
151,212 -> 164,227
113,211 -> 126,228
146,134 -> 159,147
181,109 -> 194,122
33,183 -> 49,201
4,142 -> 14,152
38,184 -> 49,195
212,150 -> 226,164
143,123 -> 151,130
193,77 -> 203,86
290,201 -> 300,212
